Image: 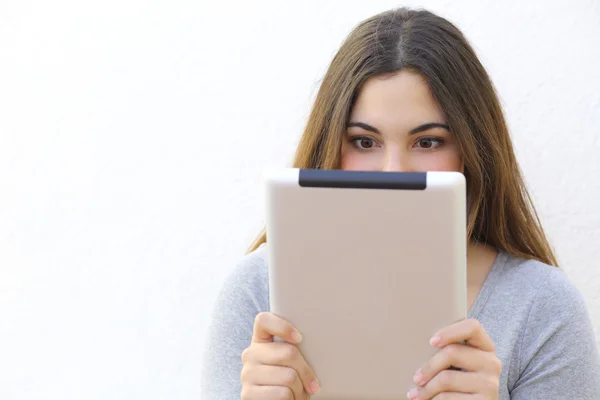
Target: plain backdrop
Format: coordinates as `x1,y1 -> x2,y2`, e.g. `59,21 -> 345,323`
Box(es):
0,0 -> 599,399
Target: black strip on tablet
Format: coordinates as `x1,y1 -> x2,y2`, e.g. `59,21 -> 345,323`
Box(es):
298,169 -> 426,190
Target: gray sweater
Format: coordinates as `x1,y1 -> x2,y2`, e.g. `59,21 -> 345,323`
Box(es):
201,245 -> 600,399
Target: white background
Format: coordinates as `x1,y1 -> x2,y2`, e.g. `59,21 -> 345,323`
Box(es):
1,0 -> 599,398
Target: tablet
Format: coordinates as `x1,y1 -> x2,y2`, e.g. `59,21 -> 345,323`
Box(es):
264,168 -> 467,400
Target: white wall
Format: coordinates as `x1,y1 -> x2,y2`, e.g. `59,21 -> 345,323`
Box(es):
0,0 -> 598,398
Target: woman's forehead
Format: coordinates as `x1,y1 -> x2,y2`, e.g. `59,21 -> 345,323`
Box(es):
349,71 -> 446,129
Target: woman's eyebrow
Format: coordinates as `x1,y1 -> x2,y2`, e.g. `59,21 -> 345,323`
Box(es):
409,122 -> 450,134
347,121 -> 380,134
347,121 -> 450,135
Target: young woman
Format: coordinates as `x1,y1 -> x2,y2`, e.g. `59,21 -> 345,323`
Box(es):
201,7 -> 600,400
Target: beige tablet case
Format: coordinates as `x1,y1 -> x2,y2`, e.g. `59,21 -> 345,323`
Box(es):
265,168 -> 467,400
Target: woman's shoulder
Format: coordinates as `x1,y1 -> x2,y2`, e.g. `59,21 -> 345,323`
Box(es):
227,243 -> 269,286
201,245 -> 270,400
475,250 -> 594,352
485,251 -> 595,358
496,251 -> 587,308
217,243 -> 270,312
479,251 -> 600,396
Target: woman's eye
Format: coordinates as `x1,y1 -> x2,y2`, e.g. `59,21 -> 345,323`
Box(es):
351,137 -> 377,150
415,137 -> 444,149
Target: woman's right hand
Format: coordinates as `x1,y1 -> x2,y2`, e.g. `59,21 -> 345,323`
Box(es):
240,312 -> 320,399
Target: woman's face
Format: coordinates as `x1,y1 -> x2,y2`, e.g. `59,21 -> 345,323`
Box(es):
341,70 -> 463,173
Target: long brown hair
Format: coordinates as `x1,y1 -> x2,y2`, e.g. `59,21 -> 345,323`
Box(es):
248,7 -> 557,266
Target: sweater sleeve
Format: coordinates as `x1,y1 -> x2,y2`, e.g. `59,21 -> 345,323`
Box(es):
510,270 -> 600,399
200,248 -> 270,400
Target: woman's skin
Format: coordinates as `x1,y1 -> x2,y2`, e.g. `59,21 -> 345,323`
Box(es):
240,70 -> 502,400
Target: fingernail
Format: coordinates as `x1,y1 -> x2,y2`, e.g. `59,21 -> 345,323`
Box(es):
309,380 -> 320,394
413,369 -> 424,386
429,335 -> 441,347
291,331 -> 303,343
407,388 -> 419,400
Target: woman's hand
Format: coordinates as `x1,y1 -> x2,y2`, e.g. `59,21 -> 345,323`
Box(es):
407,318 -> 501,400
240,312 -> 320,400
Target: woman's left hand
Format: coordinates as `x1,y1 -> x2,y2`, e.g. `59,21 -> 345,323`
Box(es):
407,318 -> 501,400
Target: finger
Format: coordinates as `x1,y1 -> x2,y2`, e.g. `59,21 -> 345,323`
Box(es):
241,365 -> 305,399
243,342 -> 320,395
430,319 -> 495,352
252,312 -> 303,344
408,370 -> 479,400
241,384 -> 297,400
414,343 -> 499,386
